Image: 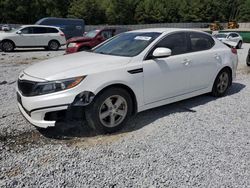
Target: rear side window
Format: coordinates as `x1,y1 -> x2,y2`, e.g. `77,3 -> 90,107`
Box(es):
155,32 -> 188,55
47,27 -> 59,33
189,32 -> 214,52
33,27 -> 47,34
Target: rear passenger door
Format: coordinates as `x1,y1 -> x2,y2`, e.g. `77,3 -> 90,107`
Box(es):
33,27 -> 47,46
186,32 -> 218,91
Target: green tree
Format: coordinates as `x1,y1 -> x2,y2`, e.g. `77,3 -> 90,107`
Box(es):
238,0 -> 250,21
105,0 -> 139,24
68,0 -> 105,24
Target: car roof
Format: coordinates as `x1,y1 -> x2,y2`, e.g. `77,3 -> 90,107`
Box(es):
128,28 -> 210,34
21,25 -> 60,29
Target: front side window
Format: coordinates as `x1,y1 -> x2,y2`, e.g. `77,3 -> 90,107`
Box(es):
155,32 -> 188,55
189,32 -> 214,52
20,27 -> 33,34
93,32 -> 160,57
231,33 -> 239,38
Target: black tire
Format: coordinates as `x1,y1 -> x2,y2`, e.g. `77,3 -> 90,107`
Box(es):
211,69 -> 231,97
247,49 -> 250,66
85,87 -> 133,134
48,40 -> 60,51
237,41 -> 242,49
247,60 -> 250,67
1,40 -> 15,52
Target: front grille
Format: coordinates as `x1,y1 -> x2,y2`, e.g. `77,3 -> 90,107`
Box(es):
18,79 -> 37,96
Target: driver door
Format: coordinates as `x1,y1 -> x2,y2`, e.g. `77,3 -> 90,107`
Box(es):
143,32 -> 191,104
14,27 -> 36,46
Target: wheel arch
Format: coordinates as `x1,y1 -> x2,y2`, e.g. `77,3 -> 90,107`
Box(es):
217,66 -> 233,86
94,83 -> 138,115
1,39 -> 16,47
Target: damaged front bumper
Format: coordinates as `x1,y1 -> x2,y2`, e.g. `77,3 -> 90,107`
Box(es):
17,91 -> 95,128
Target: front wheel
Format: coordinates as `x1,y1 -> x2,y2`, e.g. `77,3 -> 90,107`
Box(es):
1,41 -> 15,52
211,69 -> 231,97
85,88 -> 133,134
247,49 -> 250,66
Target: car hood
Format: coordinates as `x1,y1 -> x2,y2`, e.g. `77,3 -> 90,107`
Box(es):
24,52 -> 131,81
67,36 -> 92,43
0,32 -> 15,39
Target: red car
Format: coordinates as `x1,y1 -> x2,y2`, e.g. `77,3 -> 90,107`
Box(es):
66,27 -> 129,54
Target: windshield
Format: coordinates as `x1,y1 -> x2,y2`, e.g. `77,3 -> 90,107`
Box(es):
93,32 -> 161,57
215,34 -> 227,38
84,30 -> 99,38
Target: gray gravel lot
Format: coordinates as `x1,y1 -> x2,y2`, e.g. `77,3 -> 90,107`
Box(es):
0,44 -> 250,187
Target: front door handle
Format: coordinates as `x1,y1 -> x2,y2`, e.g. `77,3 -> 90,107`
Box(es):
214,54 -> 220,60
182,58 -> 191,66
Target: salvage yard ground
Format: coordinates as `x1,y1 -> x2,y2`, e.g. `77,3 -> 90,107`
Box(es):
0,45 -> 250,187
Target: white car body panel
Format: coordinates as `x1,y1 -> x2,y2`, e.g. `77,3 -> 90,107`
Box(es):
16,28 -> 238,128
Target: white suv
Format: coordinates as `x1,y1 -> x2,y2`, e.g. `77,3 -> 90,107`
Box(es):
0,25 -> 66,52
17,28 -> 238,133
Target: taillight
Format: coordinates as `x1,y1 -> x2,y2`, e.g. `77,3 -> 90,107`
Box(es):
231,48 -> 237,54
60,33 -> 65,37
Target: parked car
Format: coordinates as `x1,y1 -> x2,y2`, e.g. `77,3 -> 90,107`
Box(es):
0,25 -> 66,52
66,27 -> 129,54
247,48 -> 250,66
1,24 -> 11,31
214,32 -> 243,49
17,28 -> 238,133
36,17 -> 85,39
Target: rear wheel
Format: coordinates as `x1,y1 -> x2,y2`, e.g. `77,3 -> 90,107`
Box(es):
237,41 -> 242,49
211,69 -> 231,97
48,40 -> 60,51
1,40 -> 15,52
85,88 -> 133,134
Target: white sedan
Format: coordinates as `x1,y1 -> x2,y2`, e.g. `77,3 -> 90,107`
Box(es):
214,32 -> 243,49
17,28 -> 238,133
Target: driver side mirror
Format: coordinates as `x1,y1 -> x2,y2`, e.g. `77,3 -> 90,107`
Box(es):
16,30 -> 22,35
152,47 -> 172,58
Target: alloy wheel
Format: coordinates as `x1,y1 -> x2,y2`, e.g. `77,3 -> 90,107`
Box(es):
217,72 -> 229,94
99,95 -> 128,128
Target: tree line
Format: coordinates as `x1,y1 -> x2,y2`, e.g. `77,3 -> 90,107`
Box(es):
1,0 -> 250,25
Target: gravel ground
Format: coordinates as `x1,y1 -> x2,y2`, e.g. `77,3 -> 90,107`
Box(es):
0,44 -> 250,187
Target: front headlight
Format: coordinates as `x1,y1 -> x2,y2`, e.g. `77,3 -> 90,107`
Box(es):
32,76 -> 85,96
67,43 -> 78,48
